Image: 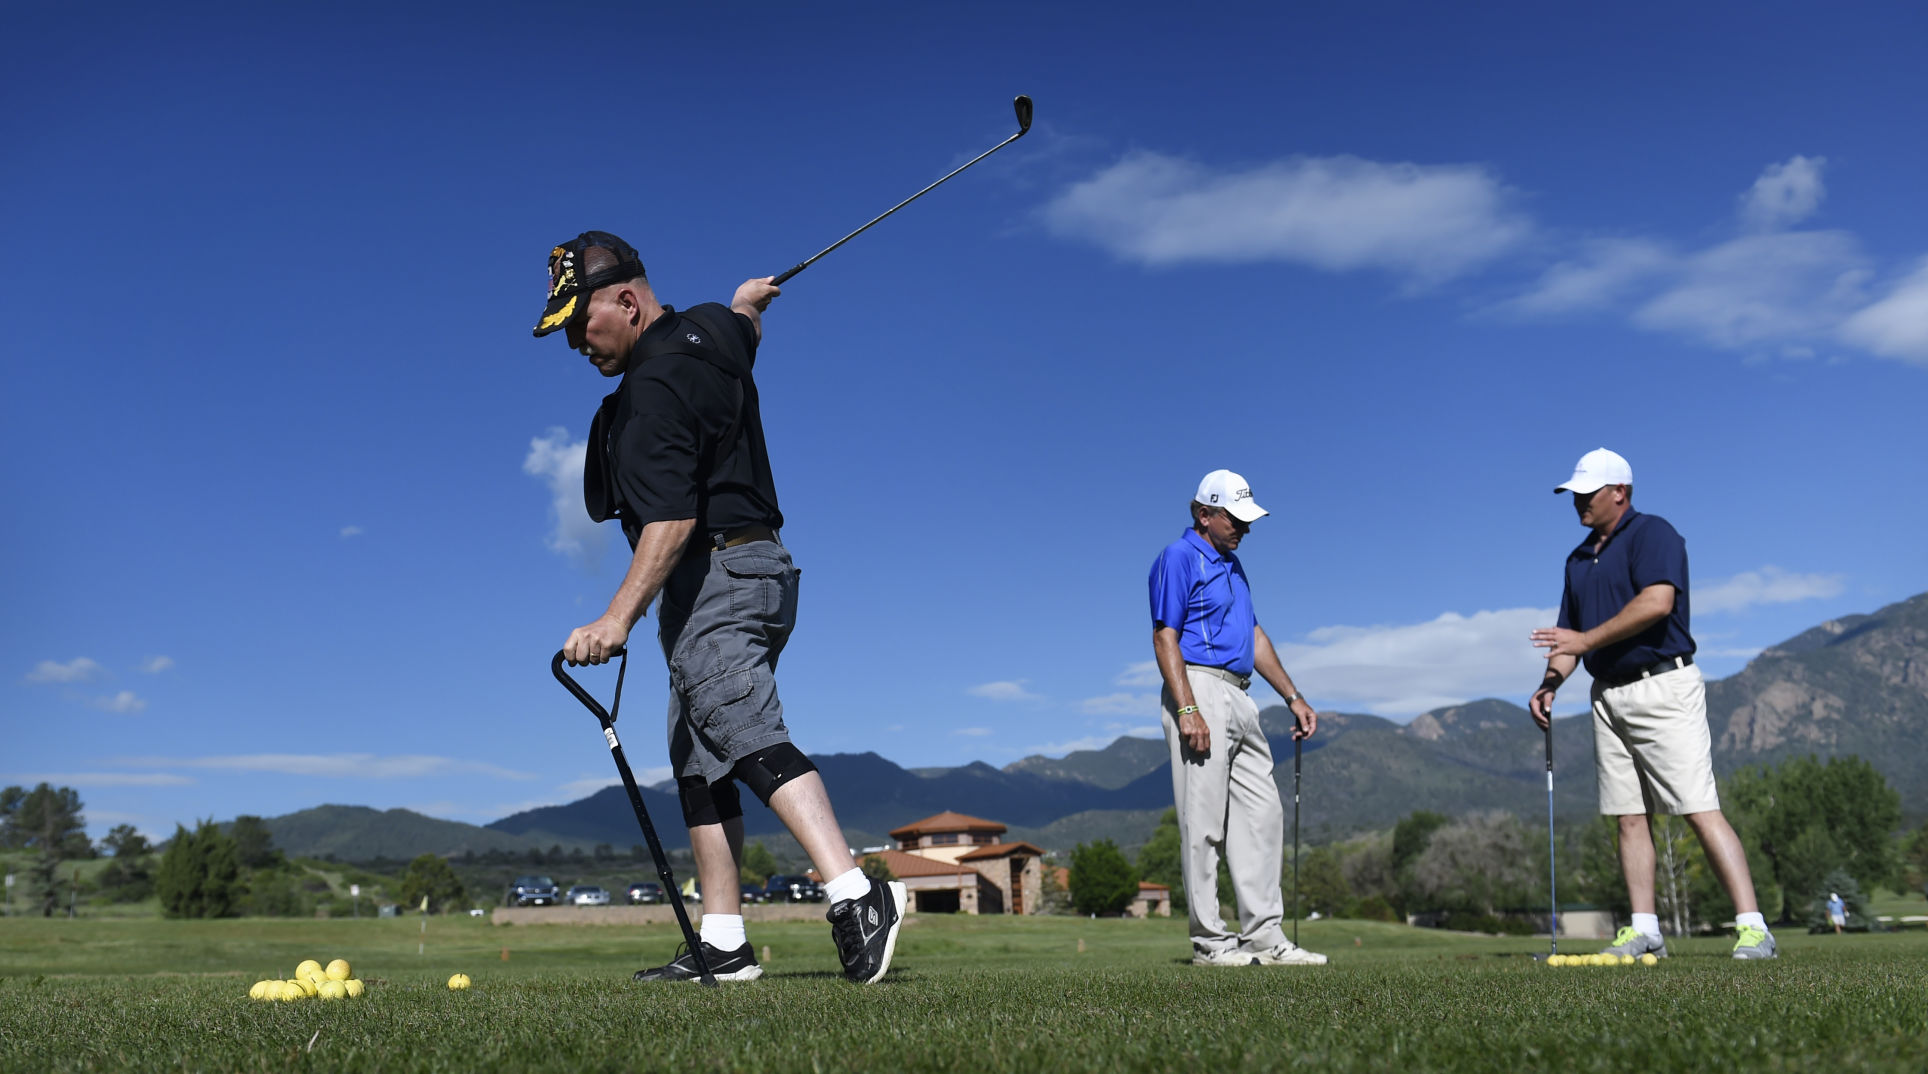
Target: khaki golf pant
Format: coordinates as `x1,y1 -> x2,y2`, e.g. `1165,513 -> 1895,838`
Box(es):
1161,668 -> 1286,956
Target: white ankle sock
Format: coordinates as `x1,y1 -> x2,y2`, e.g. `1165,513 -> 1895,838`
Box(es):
700,914 -> 745,952
1735,911 -> 1767,931
823,868 -> 870,905
1631,912 -> 1661,938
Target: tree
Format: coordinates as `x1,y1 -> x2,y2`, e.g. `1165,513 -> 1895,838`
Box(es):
1727,755 -> 1903,917
95,825 -> 157,904
1068,839 -> 1138,916
740,842 -> 780,886
1407,812 -> 1536,916
1294,845 -> 1351,918
1135,808 -> 1187,911
228,815 -> 283,870
156,820 -> 241,919
399,854 -> 468,913
100,824 -> 150,859
859,854 -> 895,882
1902,821 -> 1928,899
2,784 -> 91,916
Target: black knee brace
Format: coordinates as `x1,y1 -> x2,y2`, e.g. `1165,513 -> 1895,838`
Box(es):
730,743 -> 818,806
677,774 -> 743,828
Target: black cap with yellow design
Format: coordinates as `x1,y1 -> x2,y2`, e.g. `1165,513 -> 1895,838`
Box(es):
532,231 -> 646,337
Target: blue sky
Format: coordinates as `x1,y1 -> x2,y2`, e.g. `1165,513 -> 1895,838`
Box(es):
5,2 -> 1925,841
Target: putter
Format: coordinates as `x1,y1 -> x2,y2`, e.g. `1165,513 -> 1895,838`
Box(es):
771,94 -> 1033,285
1541,720 -> 1559,960
551,648 -> 716,988
1291,731 -> 1303,947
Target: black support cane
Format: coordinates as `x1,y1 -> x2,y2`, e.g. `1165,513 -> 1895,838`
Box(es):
1292,733 -> 1303,947
551,649 -> 716,987
1543,720 -> 1559,959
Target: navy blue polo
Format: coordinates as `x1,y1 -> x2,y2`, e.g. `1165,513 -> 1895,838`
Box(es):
1149,528 -> 1256,676
1557,509 -> 1696,681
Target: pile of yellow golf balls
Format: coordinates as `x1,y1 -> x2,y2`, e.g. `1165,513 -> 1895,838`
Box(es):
248,958 -> 367,1001
1544,952 -> 1661,967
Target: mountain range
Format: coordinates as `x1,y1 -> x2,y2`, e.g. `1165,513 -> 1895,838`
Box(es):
255,591 -> 1928,860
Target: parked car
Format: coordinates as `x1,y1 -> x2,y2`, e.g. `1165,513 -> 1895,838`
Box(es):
567,885 -> 610,907
506,875 -> 561,907
627,881 -> 664,905
740,883 -> 767,905
764,874 -> 824,903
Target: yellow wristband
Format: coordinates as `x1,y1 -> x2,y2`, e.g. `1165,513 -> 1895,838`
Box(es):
1176,705 -> 1199,716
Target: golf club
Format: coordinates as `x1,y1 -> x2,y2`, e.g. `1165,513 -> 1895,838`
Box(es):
770,94 -> 1033,285
1542,720 -> 1559,959
551,648 -> 716,988
1292,731 -> 1303,947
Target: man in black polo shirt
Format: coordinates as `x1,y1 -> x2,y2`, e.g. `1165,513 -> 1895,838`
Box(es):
533,231 -> 904,984
1528,448 -> 1776,960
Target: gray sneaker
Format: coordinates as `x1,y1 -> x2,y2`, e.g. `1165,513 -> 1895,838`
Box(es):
1601,926 -> 1668,958
1191,947 -> 1259,967
1732,925 -> 1778,960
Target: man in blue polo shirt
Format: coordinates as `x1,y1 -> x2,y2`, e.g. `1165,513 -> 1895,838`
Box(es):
1528,448 -> 1776,960
1149,469 -> 1325,967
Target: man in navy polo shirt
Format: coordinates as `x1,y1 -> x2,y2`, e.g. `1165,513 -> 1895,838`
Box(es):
1149,469 -> 1325,967
1528,448 -> 1776,960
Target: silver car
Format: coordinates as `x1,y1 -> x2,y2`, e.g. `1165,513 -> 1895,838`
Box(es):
566,885 -> 610,906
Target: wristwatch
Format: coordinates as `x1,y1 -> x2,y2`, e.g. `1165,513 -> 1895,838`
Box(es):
1281,692 -> 1301,706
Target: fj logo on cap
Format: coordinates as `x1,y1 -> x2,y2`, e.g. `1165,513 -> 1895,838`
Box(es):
687,333 -> 702,344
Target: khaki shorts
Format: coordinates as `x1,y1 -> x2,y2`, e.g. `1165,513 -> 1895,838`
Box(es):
1591,663 -> 1720,816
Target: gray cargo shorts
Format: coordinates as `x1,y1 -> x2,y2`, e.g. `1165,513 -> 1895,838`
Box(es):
656,540 -> 800,783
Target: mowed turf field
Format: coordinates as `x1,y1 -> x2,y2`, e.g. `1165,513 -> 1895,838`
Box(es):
2,914 -> 1924,1073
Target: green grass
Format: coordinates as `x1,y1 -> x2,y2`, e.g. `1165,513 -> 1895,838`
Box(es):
2,915 -> 1924,1072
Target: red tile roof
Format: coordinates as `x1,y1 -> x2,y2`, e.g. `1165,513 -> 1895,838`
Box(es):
867,849 -> 988,880
957,841 -> 1045,862
889,811 -> 1009,839
1138,881 -> 1170,892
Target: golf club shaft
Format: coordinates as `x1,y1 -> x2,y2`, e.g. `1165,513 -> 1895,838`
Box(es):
1292,734 -> 1303,946
552,650 -> 717,987
772,96 -> 1032,285
1545,721 -> 1558,955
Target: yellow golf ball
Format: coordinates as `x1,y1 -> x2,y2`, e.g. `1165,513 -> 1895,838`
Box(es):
279,981 -> 304,1001
1620,954 -> 1635,965
344,979 -> 366,998
447,973 -> 471,991
248,981 -> 267,1000
1641,953 -> 1659,966
318,980 -> 347,1000
295,960 -> 323,979
293,976 -> 318,996
325,959 -> 351,981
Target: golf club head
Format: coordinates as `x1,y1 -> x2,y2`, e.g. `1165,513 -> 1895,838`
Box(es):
1013,94 -> 1033,134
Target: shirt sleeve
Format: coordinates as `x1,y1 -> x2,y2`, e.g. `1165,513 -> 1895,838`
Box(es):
1556,577 -> 1573,630
614,374 -> 703,526
1148,544 -> 1193,631
1628,517 -> 1688,592
687,302 -> 759,368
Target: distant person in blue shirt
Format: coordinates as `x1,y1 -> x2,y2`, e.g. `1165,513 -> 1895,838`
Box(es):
1827,892 -> 1847,934
1527,448 -> 1776,960
1149,469 -> 1324,967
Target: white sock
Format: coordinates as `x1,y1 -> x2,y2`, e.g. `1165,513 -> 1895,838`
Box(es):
1631,912 -> 1661,938
1735,911 -> 1767,932
700,914 -> 745,952
823,868 -> 870,905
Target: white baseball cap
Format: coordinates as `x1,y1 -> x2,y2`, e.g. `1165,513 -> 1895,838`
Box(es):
1194,469 -> 1269,522
1554,448 -> 1633,494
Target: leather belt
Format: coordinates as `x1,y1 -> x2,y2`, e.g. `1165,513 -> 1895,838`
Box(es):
1600,654 -> 1693,689
710,524 -> 778,551
1186,663 -> 1251,691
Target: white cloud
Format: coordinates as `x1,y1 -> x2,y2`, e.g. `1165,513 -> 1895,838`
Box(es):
954,727 -> 994,737
1840,258 -> 1928,366
1695,567 -> 1844,615
1079,691 -> 1159,716
1270,607 -> 1592,717
555,775 -> 622,799
139,656 -> 174,674
26,657 -> 105,684
7,772 -> 193,787
1632,230 -> 1870,350
523,428 -> 608,568
1498,238 -> 1675,317
1115,661 -> 1163,688
967,680 -> 1040,702
339,525 -> 363,539
1740,155 -> 1827,232
1043,151 -> 1531,283
114,753 -> 536,780
90,691 -> 146,714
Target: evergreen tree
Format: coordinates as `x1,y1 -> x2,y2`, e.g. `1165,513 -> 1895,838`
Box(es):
1068,839 -> 1138,916
156,820 -> 241,919
740,841 -> 780,886
399,854 -> 468,913
859,853 -> 895,882
228,815 -> 283,870
1136,808 -> 1187,911
1727,755 -> 1902,916
1294,844 -> 1351,918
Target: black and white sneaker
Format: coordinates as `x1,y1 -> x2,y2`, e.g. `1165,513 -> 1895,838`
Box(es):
631,941 -> 762,982
826,879 -> 905,984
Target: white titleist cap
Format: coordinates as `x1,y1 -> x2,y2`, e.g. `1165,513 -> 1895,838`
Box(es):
1555,448 -> 1633,494
1195,469 -> 1268,522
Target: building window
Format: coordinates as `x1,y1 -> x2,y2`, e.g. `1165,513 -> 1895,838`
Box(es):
974,834 -> 996,844
930,833 -> 958,845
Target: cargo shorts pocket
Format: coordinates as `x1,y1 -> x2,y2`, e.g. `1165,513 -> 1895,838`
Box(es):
722,551 -> 789,619
686,667 -> 757,750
